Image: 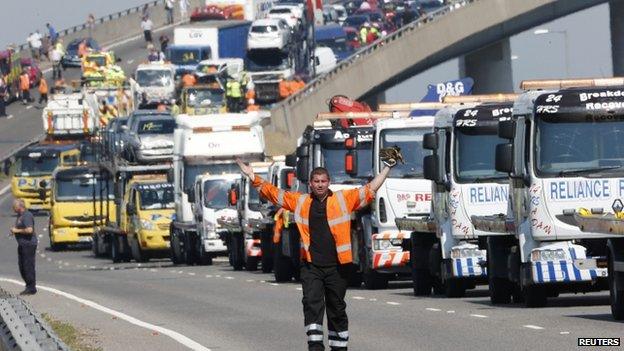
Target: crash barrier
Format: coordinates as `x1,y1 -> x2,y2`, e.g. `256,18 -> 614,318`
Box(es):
0,288 -> 69,351
266,0 -> 474,154
13,0 -> 206,56
0,134 -> 43,171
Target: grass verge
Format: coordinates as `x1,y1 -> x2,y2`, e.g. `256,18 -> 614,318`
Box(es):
41,313 -> 102,351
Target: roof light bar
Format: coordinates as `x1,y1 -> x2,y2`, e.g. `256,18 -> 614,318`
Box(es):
520,77 -> 624,90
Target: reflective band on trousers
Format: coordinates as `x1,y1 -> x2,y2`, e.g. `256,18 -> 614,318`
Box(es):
328,330 -> 349,339
305,323 -> 322,332
308,335 -> 324,342
328,340 -> 348,347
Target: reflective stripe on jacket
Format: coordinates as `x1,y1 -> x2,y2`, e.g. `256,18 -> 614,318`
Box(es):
252,175 -> 374,264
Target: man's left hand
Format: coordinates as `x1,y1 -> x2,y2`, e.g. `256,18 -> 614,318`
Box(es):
10,227 -> 17,235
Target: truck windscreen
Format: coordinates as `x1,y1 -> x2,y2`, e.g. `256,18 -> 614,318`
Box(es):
186,88 -> 224,107
246,51 -> 289,72
454,129 -> 507,182
535,116 -> 624,177
183,163 -> 239,194
139,184 -> 175,210
137,70 -> 172,87
15,155 -> 58,176
316,39 -> 349,55
55,178 -> 114,202
321,144 -> 372,183
380,128 -> 427,178
248,173 -> 268,205
203,179 -> 234,209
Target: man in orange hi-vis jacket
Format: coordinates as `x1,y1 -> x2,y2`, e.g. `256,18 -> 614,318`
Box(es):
236,156 -> 396,351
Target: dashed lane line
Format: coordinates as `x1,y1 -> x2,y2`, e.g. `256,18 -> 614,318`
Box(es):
446,311 -> 455,314
426,308 -> 441,312
386,302 -> 400,306
351,296 -> 365,300
6,115 -> 13,119
560,331 -> 570,335
0,277 -> 211,351
523,325 -> 545,330
25,105 -> 32,110
470,314 -> 488,318
0,185 -> 11,196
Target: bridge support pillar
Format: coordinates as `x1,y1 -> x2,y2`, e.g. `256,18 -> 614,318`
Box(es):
610,0 -> 624,76
458,39 -> 514,93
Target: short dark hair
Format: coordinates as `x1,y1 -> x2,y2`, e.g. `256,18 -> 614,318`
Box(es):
309,167 -> 330,180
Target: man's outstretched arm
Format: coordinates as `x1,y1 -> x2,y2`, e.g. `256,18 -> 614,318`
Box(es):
235,158 -> 299,212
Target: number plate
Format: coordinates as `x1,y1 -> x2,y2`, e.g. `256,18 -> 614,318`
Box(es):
78,236 -> 93,243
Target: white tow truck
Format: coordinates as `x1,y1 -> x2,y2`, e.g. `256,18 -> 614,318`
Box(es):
418,96 -> 516,298
133,62 -> 176,105
42,88 -> 97,138
487,79 -> 615,307
169,112 -> 269,265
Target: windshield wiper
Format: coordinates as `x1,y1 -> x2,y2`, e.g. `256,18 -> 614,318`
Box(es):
474,176 -> 508,183
400,173 -> 424,179
556,165 -> 623,177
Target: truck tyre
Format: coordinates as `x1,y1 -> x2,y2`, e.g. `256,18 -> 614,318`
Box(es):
92,234 -> 99,257
362,253 -> 388,290
523,285 -> 547,307
131,238 -> 149,263
411,232 -> 433,296
608,246 -> 624,320
111,235 -> 122,263
170,229 -> 183,265
261,232 -> 274,273
184,233 -> 195,265
274,246 -> 294,282
230,233 -> 244,271
489,277 -> 512,304
444,278 -> 466,298
246,256 -> 259,271
196,240 -> 213,266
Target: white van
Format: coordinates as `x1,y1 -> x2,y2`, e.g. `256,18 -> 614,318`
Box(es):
314,47 -> 337,75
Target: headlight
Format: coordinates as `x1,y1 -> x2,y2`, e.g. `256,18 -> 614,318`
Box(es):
373,239 -> 396,251
451,248 -> 485,259
18,178 -> 28,186
531,249 -> 566,262
140,219 -> 154,230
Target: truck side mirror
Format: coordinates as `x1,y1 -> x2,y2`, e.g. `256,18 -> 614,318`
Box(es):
126,203 -> 136,215
498,120 -> 515,140
285,154 -> 297,167
495,143 -> 514,173
422,132 -> 438,150
39,180 -> 47,188
187,190 -> 195,203
228,186 -> 238,206
345,151 -> 358,175
296,158 -> 309,182
286,170 -> 295,189
423,155 -> 442,183
296,145 -> 309,158
345,137 -> 357,150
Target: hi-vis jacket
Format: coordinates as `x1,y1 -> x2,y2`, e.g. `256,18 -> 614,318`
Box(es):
252,175 -> 374,264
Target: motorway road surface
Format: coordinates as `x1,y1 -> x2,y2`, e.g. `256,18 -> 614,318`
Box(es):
0,21 -> 622,351
0,184 -> 621,350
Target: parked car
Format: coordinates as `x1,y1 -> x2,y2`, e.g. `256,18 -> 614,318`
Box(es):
267,5 -> 304,29
331,4 -> 348,24
122,114 -> 176,164
62,38 -> 100,68
247,18 -> 291,51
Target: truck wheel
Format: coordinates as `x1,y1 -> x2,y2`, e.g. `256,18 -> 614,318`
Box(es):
170,231 -> 183,265
444,279 -> 466,298
411,232 -> 433,296
523,285 -> 547,307
197,241 -> 213,266
111,235 -> 122,263
261,233 -> 274,273
50,241 -> 63,252
347,267 -> 362,288
230,233 -> 244,271
183,233 -> 195,265
412,268 -> 432,296
274,247 -> 293,282
246,256 -> 259,271
608,249 -> 624,320
489,277 -> 512,304
363,268 -> 389,290
131,239 -> 149,263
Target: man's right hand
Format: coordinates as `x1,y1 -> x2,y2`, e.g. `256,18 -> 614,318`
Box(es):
236,158 -> 255,179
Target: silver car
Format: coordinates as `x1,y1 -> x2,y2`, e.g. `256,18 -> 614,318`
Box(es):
122,115 -> 176,164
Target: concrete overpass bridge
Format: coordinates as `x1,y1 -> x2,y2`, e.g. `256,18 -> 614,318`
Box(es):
263,0 -> 619,155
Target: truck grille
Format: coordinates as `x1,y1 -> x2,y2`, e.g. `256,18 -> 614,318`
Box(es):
64,215 -> 105,223
255,83 -> 279,102
157,223 -> 170,230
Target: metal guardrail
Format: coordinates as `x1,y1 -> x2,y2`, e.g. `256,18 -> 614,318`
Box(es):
277,0 -> 475,109
0,289 -> 69,351
14,0 -> 163,51
0,134 -> 44,167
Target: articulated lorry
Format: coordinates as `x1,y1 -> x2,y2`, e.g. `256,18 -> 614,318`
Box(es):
418,96 -> 516,297
483,79 -> 616,307
169,112 -> 269,265
48,164 -> 115,250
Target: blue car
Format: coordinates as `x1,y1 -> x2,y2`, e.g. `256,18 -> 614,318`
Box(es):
61,38 -> 100,68
315,24 -> 354,62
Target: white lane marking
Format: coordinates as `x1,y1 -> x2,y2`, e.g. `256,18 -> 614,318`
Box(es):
6,115 -> 13,119
560,331 -> 570,335
90,266 -> 96,269
446,310 -> 455,314
295,287 -> 302,291
523,325 -> 544,330
426,308 -> 441,312
0,185 -> 11,196
188,272 -> 196,276
270,283 -> 279,286
225,276 -> 234,280
150,269 -> 158,273
351,296 -> 365,300
206,275 -> 214,278
177,271 -> 184,274
368,298 -> 377,302
470,314 -> 488,318
386,301 -> 400,306
245,279 -> 253,282
25,105 -> 33,110
215,275 -> 222,278
38,235 -> 43,238
0,278 -> 211,351
46,258 -> 52,262
127,59 -> 135,64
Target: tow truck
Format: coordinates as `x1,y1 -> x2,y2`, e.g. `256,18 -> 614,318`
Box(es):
133,62 -> 176,105
10,143 -> 81,211
485,79 -> 616,307
179,84 -> 226,115
417,95 -> 517,297
169,112 -> 269,265
42,83 -> 98,138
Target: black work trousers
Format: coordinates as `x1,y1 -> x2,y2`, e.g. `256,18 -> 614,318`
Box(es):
18,244 -> 37,291
301,262 -> 349,351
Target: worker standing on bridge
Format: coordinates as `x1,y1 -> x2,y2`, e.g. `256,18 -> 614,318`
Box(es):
38,77 -> 48,106
19,70 -> 31,105
0,77 -> 7,117
11,199 -> 37,295
236,152 -> 399,351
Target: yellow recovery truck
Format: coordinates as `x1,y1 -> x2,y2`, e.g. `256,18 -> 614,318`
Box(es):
10,143 -> 80,211
48,164 -> 115,250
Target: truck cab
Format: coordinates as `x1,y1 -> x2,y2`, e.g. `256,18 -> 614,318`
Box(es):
121,177 -> 175,262
49,165 -> 115,250
422,101 -> 514,298
494,81 -> 615,307
170,112 -> 269,265
180,85 -> 226,115
11,144 -> 80,211
191,173 -> 240,265
134,62 -> 176,105
245,49 -> 294,103
167,45 -> 212,80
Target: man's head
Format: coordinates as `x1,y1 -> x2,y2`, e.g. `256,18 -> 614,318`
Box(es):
12,199 -> 25,214
309,167 -> 330,199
